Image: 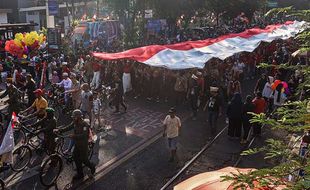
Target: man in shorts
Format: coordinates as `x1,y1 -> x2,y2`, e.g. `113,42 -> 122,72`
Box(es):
163,108 -> 181,162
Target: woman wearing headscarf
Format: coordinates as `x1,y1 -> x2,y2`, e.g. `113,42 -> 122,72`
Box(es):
226,93 -> 243,139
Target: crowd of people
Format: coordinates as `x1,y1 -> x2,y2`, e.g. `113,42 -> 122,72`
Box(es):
0,16 -> 307,177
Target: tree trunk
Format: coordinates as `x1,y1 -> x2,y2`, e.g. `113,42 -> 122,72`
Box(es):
96,0 -> 100,18
84,0 -> 88,17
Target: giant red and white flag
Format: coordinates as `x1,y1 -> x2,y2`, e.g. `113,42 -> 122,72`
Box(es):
93,21 -> 306,69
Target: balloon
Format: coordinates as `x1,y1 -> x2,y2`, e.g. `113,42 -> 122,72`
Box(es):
281,81 -> 288,89
271,80 -> 281,90
5,40 -> 24,58
23,46 -> 29,54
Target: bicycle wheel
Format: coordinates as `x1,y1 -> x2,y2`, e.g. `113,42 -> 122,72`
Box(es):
11,145 -> 32,172
0,178 -> 4,190
39,154 -> 63,187
13,128 -> 26,146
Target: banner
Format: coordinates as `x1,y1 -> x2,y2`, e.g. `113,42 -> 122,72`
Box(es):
93,21 -> 307,70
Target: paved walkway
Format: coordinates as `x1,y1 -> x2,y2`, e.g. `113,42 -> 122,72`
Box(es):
5,97 -> 191,190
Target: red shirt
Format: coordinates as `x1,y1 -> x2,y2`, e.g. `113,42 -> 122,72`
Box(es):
252,98 -> 266,114
62,66 -> 70,75
123,65 -> 131,73
93,62 -> 101,72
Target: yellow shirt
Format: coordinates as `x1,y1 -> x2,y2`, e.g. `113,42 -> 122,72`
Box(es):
32,97 -> 48,116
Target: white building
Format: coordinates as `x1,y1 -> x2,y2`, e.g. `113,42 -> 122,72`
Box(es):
18,1 -> 97,33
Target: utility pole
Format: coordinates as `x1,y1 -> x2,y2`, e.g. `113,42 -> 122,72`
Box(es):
96,0 -> 100,18
46,0 -> 55,28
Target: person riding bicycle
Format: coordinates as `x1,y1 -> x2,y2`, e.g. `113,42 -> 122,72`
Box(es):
20,89 -> 48,119
0,78 -> 21,116
28,108 -> 57,154
54,109 -> 95,180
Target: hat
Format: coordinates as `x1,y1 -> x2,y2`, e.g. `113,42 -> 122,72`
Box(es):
210,86 -> 219,92
70,73 -> 76,78
72,109 -> 83,118
62,62 -> 68,66
268,76 -> 274,83
62,72 -> 68,77
33,89 -> 43,95
169,107 -> 176,113
46,107 -> 55,113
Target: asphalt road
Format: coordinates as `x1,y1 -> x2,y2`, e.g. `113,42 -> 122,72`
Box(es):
1,77 -> 257,190
83,78 -> 257,190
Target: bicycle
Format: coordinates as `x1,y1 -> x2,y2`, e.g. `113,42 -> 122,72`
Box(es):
0,145 -> 32,190
98,85 -> 115,112
39,133 -> 95,187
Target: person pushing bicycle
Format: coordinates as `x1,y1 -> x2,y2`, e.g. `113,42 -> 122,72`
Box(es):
54,109 -> 95,180
28,108 -> 57,154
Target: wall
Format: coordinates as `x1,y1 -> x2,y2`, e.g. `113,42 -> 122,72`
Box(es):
0,13 -> 8,23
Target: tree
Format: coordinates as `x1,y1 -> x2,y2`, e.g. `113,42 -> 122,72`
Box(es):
222,7 -> 310,190
205,0 -> 261,25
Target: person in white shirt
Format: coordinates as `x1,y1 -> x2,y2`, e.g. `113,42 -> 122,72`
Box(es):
163,108 -> 181,162
57,72 -> 72,105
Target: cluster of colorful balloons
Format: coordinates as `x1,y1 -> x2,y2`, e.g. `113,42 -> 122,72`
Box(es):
5,31 -> 46,59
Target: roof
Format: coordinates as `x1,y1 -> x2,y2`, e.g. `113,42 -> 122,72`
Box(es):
0,23 -> 38,28
0,9 -> 12,13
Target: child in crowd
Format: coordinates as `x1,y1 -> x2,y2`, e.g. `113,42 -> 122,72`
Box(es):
92,92 -> 102,130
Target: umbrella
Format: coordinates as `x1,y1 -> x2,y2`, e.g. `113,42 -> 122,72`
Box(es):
174,167 -> 285,190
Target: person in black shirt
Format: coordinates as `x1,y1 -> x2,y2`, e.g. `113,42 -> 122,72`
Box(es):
112,74 -> 127,113
204,87 -> 222,134
0,78 -> 21,115
254,74 -> 267,93
226,93 -> 243,139
22,74 -> 36,107
188,74 -> 199,120
29,108 -> 57,153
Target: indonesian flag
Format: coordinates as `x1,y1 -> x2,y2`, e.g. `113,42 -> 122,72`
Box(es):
93,21 -> 307,69
0,112 -> 17,164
